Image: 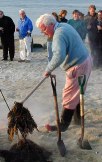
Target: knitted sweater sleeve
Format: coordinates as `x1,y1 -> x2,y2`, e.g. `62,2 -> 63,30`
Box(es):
45,31 -> 67,73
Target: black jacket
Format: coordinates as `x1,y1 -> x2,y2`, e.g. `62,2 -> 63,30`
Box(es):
0,16 -> 15,37
59,17 -> 68,23
84,13 -> 97,42
96,19 -> 102,48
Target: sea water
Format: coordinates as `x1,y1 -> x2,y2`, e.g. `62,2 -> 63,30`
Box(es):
0,0 -> 102,35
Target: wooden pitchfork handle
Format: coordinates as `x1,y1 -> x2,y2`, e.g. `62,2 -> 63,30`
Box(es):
78,75 -> 86,141
21,77 -> 47,104
0,89 -> 11,111
50,75 -> 61,141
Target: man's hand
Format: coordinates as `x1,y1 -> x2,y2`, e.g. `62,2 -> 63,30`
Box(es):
87,24 -> 91,30
97,25 -> 102,31
44,71 -> 51,77
0,27 -> 3,32
27,31 -> 31,37
16,27 -> 19,32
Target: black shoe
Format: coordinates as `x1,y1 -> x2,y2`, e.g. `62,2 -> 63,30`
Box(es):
1,58 -> 8,61
73,103 -> 81,125
10,58 -> 13,61
25,60 -> 30,63
18,59 -> 25,62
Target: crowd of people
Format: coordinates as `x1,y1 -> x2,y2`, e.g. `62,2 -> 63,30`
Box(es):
0,9 -> 33,62
0,5 -> 102,66
48,6 -> 102,67
0,5 -> 102,132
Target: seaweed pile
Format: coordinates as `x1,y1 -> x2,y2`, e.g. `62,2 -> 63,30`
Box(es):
7,102 -> 38,140
0,139 -> 52,162
0,102 -> 52,162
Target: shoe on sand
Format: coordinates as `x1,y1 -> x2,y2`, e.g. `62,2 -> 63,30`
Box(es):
25,60 -> 30,63
18,59 -> 25,62
38,124 -> 57,133
38,123 -> 69,133
1,58 -> 8,61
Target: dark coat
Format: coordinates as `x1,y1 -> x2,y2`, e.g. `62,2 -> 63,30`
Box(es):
96,19 -> 102,48
59,17 -> 68,23
84,13 -> 97,43
0,15 -> 15,37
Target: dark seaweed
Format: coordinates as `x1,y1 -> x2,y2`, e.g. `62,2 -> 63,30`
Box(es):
7,102 -> 37,140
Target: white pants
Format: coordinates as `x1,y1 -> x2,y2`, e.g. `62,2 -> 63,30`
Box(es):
19,36 -> 32,60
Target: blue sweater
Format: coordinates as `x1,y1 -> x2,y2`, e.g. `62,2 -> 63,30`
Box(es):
68,19 -> 87,40
18,16 -> 33,39
46,23 -> 90,73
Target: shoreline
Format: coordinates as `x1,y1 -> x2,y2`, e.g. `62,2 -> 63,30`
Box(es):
0,35 -> 47,50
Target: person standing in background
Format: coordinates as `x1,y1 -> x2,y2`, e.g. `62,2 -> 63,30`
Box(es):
79,12 -> 85,20
68,10 -> 87,41
16,9 -> 33,62
52,12 -> 59,22
84,5 -> 97,66
58,10 -> 68,23
95,10 -> 102,66
0,10 -> 15,61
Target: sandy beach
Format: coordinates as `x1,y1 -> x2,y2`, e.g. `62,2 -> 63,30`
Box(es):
0,35 -> 102,162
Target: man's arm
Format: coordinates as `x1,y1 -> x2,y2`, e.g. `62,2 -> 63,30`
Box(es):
45,33 -> 67,73
27,19 -> 33,33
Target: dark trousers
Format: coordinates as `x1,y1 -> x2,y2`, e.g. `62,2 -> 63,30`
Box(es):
96,47 -> 102,66
1,35 -> 15,60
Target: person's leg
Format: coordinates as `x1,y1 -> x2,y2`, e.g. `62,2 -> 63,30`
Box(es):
93,46 -> 99,67
45,56 -> 92,132
62,56 -> 92,129
45,66 -> 79,132
99,48 -> 102,65
88,38 -> 97,67
45,109 -> 74,132
1,37 -> 8,60
61,56 -> 92,131
60,68 -> 80,131
47,41 -> 53,62
73,103 -> 81,125
60,109 -> 74,131
8,35 -> 15,61
19,39 -> 26,61
96,47 -> 102,67
24,36 -> 32,61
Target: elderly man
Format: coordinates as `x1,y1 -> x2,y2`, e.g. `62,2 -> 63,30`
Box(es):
16,9 -> 33,62
36,14 -> 92,132
0,10 -> 15,61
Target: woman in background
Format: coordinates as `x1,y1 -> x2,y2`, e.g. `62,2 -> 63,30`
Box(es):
68,10 -> 87,41
59,10 -> 68,23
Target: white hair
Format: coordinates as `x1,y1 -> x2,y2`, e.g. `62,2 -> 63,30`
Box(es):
19,9 -> 26,14
36,14 -> 56,28
0,10 -> 3,14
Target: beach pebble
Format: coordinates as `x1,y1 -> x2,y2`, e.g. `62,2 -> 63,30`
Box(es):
95,151 -> 99,154
98,133 -> 102,137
